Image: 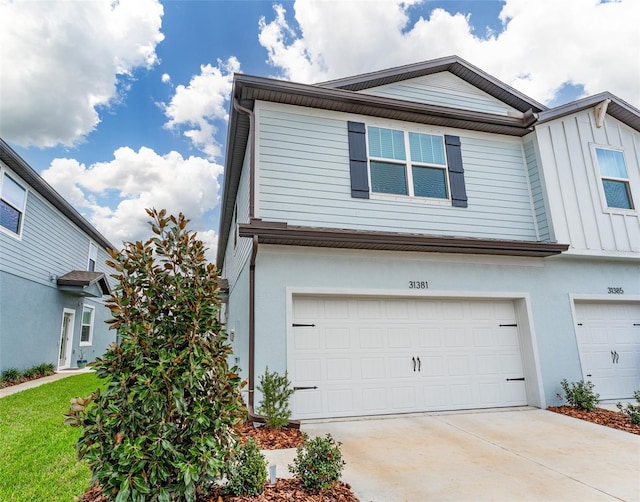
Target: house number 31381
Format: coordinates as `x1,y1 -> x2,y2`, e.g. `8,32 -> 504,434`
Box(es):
409,281 -> 429,289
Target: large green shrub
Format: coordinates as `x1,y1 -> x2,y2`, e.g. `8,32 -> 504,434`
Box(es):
617,391 -> 640,425
289,433 -> 345,493
69,210 -> 246,501
256,367 -> 295,429
225,438 -> 268,496
560,379 -> 600,412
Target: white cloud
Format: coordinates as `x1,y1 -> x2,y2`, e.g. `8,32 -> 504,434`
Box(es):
162,58 -> 240,160
41,147 -> 222,261
258,0 -> 640,107
0,0 -> 164,147
161,73 -> 171,84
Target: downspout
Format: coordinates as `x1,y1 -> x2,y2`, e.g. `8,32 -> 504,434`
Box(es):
233,99 -> 258,418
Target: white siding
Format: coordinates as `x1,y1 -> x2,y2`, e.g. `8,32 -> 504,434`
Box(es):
223,143 -> 253,290
536,110 -> 640,257
255,103 -> 539,241
359,72 -> 520,116
0,166 -> 111,287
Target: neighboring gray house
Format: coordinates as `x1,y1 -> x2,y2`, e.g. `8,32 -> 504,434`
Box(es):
218,56 -> 639,421
0,139 -> 116,372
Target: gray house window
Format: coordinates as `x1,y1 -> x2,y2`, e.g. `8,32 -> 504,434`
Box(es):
0,173 -> 27,236
594,148 -> 634,210
80,305 -> 95,345
368,126 -> 449,200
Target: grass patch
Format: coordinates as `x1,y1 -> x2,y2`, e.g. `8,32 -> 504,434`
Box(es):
0,373 -> 101,501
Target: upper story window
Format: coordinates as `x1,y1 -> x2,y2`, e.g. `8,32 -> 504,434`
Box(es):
0,172 -> 27,236
594,147 -> 634,210
80,305 -> 95,345
367,126 -> 449,200
87,242 -> 98,271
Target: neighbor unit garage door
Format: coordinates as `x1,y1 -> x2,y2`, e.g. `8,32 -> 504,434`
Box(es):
290,296 -> 528,419
575,302 -> 640,400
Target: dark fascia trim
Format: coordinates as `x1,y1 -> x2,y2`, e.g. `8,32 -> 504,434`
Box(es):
235,73 -> 535,132
238,220 -> 569,258
318,55 -> 547,114
537,92 -> 640,132
0,138 -> 116,251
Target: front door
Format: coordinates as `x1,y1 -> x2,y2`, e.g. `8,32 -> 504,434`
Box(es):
58,309 -> 75,369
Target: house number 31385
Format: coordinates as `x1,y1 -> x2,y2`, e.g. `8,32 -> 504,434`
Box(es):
409,281 -> 429,289
607,287 -> 624,294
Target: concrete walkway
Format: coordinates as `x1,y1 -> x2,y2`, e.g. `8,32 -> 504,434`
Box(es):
265,408 -> 640,502
0,368 -> 92,398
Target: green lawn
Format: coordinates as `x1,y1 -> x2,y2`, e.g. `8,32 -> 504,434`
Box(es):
0,373 -> 101,501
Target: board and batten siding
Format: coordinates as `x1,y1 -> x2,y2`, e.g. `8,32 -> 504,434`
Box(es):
255,103 -> 539,241
223,142 -> 253,291
0,169 -> 112,288
524,136 -> 552,241
359,72 -> 520,116
535,110 -> 640,257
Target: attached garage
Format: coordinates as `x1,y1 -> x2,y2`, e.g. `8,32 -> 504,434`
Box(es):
575,301 -> 640,400
289,295 -> 532,419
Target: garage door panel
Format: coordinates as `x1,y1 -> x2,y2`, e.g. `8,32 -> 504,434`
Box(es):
576,301 -> 640,400
361,357 -> 385,379
291,296 -> 528,419
359,328 -> 384,349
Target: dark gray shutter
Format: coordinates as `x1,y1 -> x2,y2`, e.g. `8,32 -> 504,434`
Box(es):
347,121 -> 369,199
445,135 -> 468,208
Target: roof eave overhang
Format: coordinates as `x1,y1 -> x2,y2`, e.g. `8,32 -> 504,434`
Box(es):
57,272 -> 111,297
536,92 -> 640,132
238,220 -> 569,258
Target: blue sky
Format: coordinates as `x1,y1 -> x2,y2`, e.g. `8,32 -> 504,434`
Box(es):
1,0 -> 638,260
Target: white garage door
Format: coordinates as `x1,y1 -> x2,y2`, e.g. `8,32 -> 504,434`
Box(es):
575,302 -> 640,400
290,296 -> 528,419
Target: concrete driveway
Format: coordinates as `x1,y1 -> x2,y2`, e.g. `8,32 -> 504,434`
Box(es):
266,408 -> 640,501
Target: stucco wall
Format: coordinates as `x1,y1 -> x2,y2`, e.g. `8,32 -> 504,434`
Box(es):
246,245 -> 639,409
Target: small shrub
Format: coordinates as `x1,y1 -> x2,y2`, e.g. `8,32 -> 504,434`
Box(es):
1,368 -> 22,383
34,363 -> 55,377
256,367 -> 295,429
225,438 -> 268,496
617,391 -> 640,425
560,379 -> 599,412
289,433 -> 345,493
22,367 -> 38,379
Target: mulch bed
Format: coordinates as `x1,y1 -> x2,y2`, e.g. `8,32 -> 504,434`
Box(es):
203,479 -> 358,501
547,405 -> 640,435
81,480 -> 359,502
239,422 -> 305,450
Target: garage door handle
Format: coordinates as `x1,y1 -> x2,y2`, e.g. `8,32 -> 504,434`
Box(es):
412,357 -> 416,372
293,386 -> 318,391
506,377 -> 525,381
417,357 -> 421,372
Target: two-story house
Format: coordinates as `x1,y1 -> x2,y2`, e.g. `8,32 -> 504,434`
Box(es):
217,56 -> 639,421
1,139 -> 116,373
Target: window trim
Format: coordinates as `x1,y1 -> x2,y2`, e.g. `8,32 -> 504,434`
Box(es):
79,305 -> 95,346
590,144 -> 636,214
0,168 -> 28,239
366,124 -> 452,203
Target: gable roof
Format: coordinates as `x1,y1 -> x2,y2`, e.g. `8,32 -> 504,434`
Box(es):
319,55 -> 548,114
536,91 -> 640,131
0,138 -> 115,251
57,270 -> 111,297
